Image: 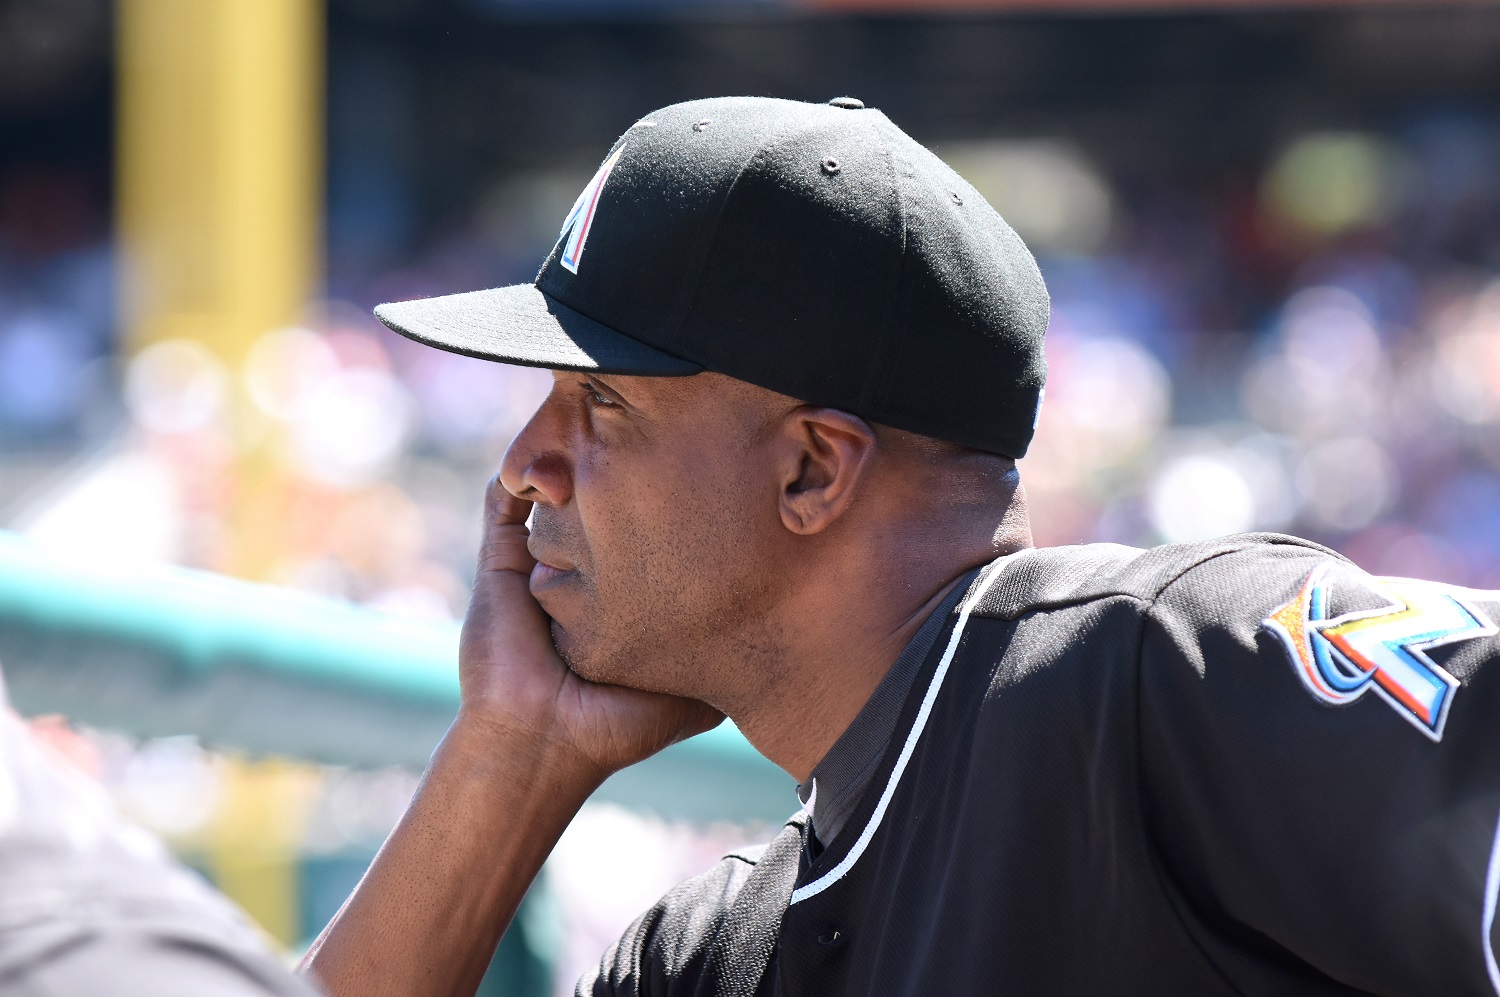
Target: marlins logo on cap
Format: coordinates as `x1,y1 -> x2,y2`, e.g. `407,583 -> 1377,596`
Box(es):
558,146 -> 625,274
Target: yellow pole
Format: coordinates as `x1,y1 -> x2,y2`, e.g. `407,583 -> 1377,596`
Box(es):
206,758 -> 323,948
117,0 -> 323,578
116,2 -> 325,939
117,0 -> 322,361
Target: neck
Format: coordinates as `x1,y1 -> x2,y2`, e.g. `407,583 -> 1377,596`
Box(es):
727,499 -> 1031,782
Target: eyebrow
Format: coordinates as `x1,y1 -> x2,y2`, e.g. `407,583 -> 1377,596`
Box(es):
585,373 -> 638,408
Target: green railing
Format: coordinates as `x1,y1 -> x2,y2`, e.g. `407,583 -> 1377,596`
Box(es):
0,530 -> 792,823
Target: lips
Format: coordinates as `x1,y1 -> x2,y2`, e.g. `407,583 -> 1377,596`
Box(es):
530,560 -> 573,589
526,513 -> 580,592
526,541 -> 577,591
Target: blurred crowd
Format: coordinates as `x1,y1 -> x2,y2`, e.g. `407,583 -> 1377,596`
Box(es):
6,111 -> 1500,601
5,86 -> 1500,996
0,162 -> 554,618
1011,117 -> 1500,589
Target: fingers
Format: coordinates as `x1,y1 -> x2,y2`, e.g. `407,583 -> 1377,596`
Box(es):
560,684 -> 727,773
484,472 -> 534,528
672,700 -> 726,744
476,475 -> 536,577
461,477 -> 558,695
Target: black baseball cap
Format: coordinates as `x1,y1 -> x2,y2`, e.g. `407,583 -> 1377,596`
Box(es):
375,96 -> 1050,457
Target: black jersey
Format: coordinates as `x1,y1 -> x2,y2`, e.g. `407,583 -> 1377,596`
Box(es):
578,534 -> 1500,996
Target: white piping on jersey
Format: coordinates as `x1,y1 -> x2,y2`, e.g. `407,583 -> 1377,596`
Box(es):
1483,802 -> 1500,994
788,556 -> 1012,906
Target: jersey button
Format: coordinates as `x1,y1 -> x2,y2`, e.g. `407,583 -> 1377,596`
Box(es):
827,97 -> 864,110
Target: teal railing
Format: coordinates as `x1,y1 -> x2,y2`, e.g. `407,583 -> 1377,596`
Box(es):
0,530 -> 792,823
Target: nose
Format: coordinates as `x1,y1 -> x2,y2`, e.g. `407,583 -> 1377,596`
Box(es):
498,386 -> 574,508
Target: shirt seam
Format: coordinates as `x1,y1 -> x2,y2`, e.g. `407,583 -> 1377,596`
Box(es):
671,116 -> 804,348
860,127 -> 911,411
802,578 -> 969,848
786,559 -> 1007,906
1128,546 -> 1318,997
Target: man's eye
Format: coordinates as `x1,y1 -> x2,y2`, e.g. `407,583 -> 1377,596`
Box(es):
582,381 -> 617,408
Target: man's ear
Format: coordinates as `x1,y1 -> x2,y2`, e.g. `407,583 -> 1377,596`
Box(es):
776,407 -> 878,536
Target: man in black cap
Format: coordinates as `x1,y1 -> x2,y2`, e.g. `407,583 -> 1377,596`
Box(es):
302,97 -> 1500,996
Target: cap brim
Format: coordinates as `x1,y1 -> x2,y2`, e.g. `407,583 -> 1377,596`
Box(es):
373,284 -> 702,376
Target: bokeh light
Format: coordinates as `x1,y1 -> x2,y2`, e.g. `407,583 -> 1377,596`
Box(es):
1148,453 -> 1256,543
943,140 -> 1115,256
124,339 -> 229,436
1263,132 -> 1405,238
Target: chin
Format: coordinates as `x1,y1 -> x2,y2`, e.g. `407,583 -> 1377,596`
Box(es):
549,620 -> 608,681
550,620 -> 671,692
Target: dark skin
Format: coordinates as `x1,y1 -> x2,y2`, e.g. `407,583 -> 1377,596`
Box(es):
302,369 -> 1031,997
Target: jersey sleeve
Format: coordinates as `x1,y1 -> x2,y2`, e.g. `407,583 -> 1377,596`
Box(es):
1139,545 -> 1500,995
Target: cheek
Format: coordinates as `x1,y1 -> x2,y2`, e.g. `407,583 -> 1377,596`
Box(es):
579,448 -> 766,612
555,430 -> 783,692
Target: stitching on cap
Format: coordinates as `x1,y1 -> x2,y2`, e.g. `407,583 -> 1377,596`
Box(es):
859,118 -> 913,413
671,112 -> 806,350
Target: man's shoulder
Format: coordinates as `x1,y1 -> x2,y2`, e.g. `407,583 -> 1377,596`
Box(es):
575,851 -> 754,997
576,819 -> 805,997
644,841 -> 767,935
968,532 -> 1341,622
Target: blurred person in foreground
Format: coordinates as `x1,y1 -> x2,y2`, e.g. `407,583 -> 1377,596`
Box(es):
0,666 -> 322,996
304,98 -> 1500,996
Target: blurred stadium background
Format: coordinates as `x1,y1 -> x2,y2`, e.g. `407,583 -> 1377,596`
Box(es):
3,0 -> 1500,992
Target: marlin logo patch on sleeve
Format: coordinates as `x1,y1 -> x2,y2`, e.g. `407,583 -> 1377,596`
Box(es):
558,145 -> 625,274
1264,563 -> 1498,741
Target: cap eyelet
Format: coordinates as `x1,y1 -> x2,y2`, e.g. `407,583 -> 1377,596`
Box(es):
692,119 -> 712,132
822,157 -> 842,175
950,192 -> 963,205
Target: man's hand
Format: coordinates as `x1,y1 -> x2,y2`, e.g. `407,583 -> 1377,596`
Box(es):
455,479 -> 721,781
302,478 -> 717,997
